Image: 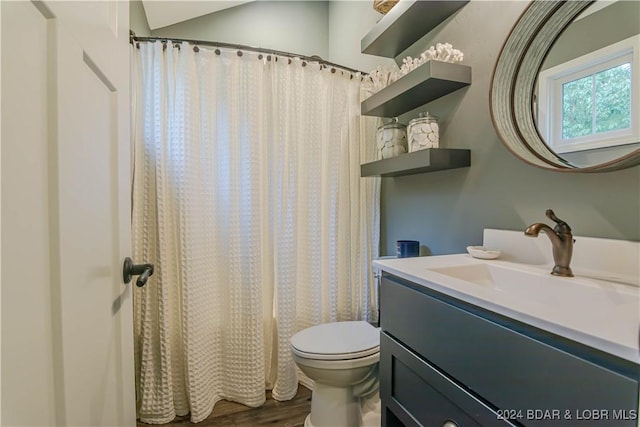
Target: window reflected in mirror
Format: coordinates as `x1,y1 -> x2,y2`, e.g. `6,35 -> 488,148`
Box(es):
535,0 -> 639,167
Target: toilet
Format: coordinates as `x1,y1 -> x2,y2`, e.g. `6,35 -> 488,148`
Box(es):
290,321 -> 380,427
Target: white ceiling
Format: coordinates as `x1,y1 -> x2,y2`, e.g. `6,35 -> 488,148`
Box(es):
142,0 -> 255,30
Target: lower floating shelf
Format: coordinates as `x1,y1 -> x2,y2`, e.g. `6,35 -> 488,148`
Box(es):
360,148 -> 470,177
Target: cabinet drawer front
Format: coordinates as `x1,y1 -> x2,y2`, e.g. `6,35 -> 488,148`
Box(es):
381,332 -> 513,427
381,276 -> 639,426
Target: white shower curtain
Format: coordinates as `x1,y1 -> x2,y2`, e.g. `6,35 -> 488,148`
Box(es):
131,41 -> 380,424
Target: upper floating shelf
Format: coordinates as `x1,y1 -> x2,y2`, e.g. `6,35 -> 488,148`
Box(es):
361,0 -> 470,58
361,60 -> 471,117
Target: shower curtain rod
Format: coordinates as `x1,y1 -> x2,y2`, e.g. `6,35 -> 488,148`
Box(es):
130,33 -> 367,76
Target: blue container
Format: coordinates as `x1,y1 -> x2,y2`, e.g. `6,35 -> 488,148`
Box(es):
397,240 -> 419,258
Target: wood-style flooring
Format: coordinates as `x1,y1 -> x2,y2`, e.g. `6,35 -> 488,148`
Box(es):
137,385 -> 312,427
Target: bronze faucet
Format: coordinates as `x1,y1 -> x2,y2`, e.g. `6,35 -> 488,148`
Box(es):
525,209 -> 574,277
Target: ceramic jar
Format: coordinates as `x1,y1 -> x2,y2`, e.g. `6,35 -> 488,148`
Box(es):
376,118 -> 407,159
408,112 -> 439,152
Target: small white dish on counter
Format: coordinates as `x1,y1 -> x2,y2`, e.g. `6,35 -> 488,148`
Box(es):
466,246 -> 501,260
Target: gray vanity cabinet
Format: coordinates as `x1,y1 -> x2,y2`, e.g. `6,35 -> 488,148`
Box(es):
379,274 -> 639,427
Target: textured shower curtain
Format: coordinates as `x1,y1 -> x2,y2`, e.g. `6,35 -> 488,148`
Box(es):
131,41 -> 380,424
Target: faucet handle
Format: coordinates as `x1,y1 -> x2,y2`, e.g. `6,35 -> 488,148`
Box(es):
546,209 -> 572,233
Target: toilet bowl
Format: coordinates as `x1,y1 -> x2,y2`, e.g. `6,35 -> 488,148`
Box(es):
290,321 -> 380,427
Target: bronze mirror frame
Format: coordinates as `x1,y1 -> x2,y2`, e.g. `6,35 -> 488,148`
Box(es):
490,0 -> 640,172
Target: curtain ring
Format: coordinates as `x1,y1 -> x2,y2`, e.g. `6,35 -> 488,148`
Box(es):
162,41 -> 167,51
215,49 -> 221,55
302,61 -> 307,67
237,50 -> 243,57
288,58 -> 292,65
331,68 -> 336,73
267,55 -> 272,61
258,54 -> 263,60
193,46 -> 200,52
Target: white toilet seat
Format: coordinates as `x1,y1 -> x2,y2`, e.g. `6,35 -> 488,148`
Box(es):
291,346 -> 379,360
292,350 -> 380,370
290,321 -> 380,361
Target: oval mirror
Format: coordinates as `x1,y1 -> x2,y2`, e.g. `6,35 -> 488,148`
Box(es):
490,0 -> 640,172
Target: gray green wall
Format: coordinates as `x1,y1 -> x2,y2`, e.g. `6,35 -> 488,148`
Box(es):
130,0 -> 151,37
150,1 -> 330,60
327,1 -> 395,72
129,1 -> 640,257
542,0 -> 639,69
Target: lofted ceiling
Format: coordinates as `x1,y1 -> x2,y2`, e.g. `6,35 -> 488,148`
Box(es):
142,0 -> 255,30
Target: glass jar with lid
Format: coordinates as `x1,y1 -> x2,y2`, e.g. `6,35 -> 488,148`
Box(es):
376,117 -> 407,159
408,112 -> 439,152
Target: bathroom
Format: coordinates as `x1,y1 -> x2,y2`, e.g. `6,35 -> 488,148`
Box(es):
1,0 -> 638,426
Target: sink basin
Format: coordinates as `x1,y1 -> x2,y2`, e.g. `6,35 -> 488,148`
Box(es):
430,263 -> 515,287
429,262 -> 636,308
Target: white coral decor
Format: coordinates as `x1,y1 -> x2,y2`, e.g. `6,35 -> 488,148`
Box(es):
364,43 -> 463,97
362,65 -> 401,96
399,43 -> 463,75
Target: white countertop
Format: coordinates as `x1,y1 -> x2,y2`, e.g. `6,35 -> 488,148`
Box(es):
374,254 -> 640,364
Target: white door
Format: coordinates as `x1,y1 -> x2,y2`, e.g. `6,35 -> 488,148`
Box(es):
1,1 -> 136,426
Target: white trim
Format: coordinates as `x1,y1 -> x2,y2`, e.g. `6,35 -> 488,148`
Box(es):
538,35 -> 640,154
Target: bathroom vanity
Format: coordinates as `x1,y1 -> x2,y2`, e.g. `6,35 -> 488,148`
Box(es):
375,230 -> 640,427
